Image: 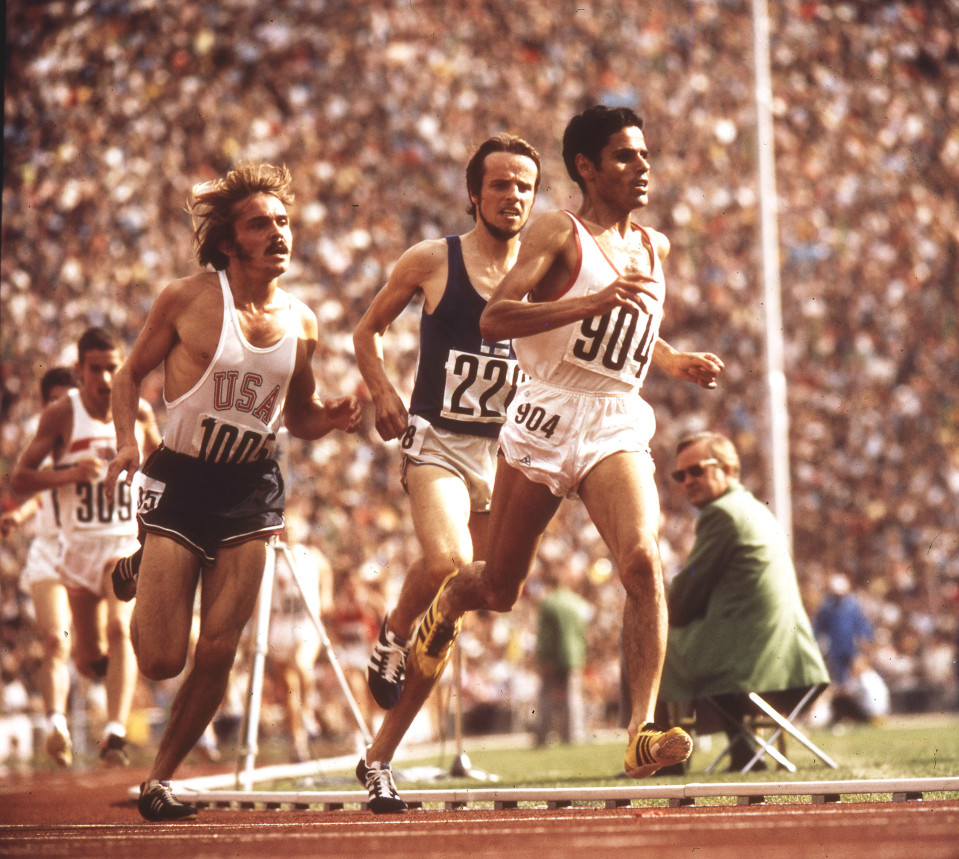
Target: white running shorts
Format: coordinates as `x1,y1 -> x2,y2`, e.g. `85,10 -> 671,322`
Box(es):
58,533 -> 141,597
400,414 -> 498,513
498,377 -> 656,498
21,535 -> 64,587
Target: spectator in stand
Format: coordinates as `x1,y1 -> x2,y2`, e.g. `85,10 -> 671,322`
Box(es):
813,574 -> 875,686
828,653 -> 890,725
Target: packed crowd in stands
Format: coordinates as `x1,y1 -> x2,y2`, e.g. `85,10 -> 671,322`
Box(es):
2,0 -> 958,755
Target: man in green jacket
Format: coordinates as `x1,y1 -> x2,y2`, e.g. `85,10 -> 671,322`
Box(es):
534,568 -> 592,745
659,431 -> 828,770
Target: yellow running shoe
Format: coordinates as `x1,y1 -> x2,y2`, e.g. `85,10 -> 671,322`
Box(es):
624,723 -> 693,778
408,573 -> 462,680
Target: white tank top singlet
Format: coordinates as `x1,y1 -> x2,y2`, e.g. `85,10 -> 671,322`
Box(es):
513,212 -> 665,393
56,389 -> 136,538
162,270 -> 298,463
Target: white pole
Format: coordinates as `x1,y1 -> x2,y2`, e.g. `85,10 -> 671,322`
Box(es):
237,541 -> 277,789
751,0 -> 793,544
281,542 -> 372,746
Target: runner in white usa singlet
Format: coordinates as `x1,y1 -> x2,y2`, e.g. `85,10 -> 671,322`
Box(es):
162,269 -> 297,464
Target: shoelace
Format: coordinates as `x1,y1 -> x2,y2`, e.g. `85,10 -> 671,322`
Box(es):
364,765 -> 398,798
372,639 -> 407,683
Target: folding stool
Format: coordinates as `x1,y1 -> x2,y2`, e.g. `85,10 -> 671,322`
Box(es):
698,683 -> 839,774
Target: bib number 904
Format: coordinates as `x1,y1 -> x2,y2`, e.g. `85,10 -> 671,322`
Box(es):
571,306 -> 655,376
513,402 -> 560,439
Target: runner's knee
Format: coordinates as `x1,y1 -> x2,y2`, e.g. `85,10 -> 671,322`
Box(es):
136,631 -> 190,680
423,553 -> 467,583
192,632 -> 242,677
73,649 -> 109,679
484,580 -> 523,613
138,648 -> 189,681
41,628 -> 70,660
617,539 -> 662,594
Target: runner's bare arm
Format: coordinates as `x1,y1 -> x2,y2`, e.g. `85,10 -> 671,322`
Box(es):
652,339 -> 724,389
285,304 -> 362,440
481,212 -> 658,341
353,242 -> 444,441
137,399 -> 163,460
12,400 -> 101,494
105,282 -> 188,499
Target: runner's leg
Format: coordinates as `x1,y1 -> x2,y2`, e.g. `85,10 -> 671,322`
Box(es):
579,451 -> 666,738
388,464 -> 474,640
365,460 -> 560,765
144,538 -> 266,782
30,579 -> 72,720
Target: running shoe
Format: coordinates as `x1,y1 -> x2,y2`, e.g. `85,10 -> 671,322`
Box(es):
99,733 -> 130,767
623,723 -> 693,778
367,617 -> 410,710
45,727 -> 72,768
111,546 -> 142,602
407,574 -> 462,680
356,757 -> 408,814
138,779 -> 198,822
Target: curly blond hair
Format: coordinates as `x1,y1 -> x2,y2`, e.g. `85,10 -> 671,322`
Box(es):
189,163 -> 294,270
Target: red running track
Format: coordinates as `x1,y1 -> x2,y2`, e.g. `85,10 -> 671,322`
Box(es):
3,764 -> 958,858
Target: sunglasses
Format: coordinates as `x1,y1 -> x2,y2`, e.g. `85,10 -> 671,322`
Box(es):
671,458 -> 720,484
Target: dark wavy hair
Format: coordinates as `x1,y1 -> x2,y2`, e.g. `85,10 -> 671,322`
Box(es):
76,326 -> 121,365
40,366 -> 75,403
562,105 -> 644,192
189,163 -> 294,270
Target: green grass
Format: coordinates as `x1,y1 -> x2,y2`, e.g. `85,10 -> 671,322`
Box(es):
274,714 -> 959,803
415,716 -> 958,785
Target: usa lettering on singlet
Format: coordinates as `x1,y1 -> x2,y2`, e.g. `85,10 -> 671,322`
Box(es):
513,212 -> 665,394
408,235 -> 523,439
56,389 -> 135,538
162,270 -> 297,464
